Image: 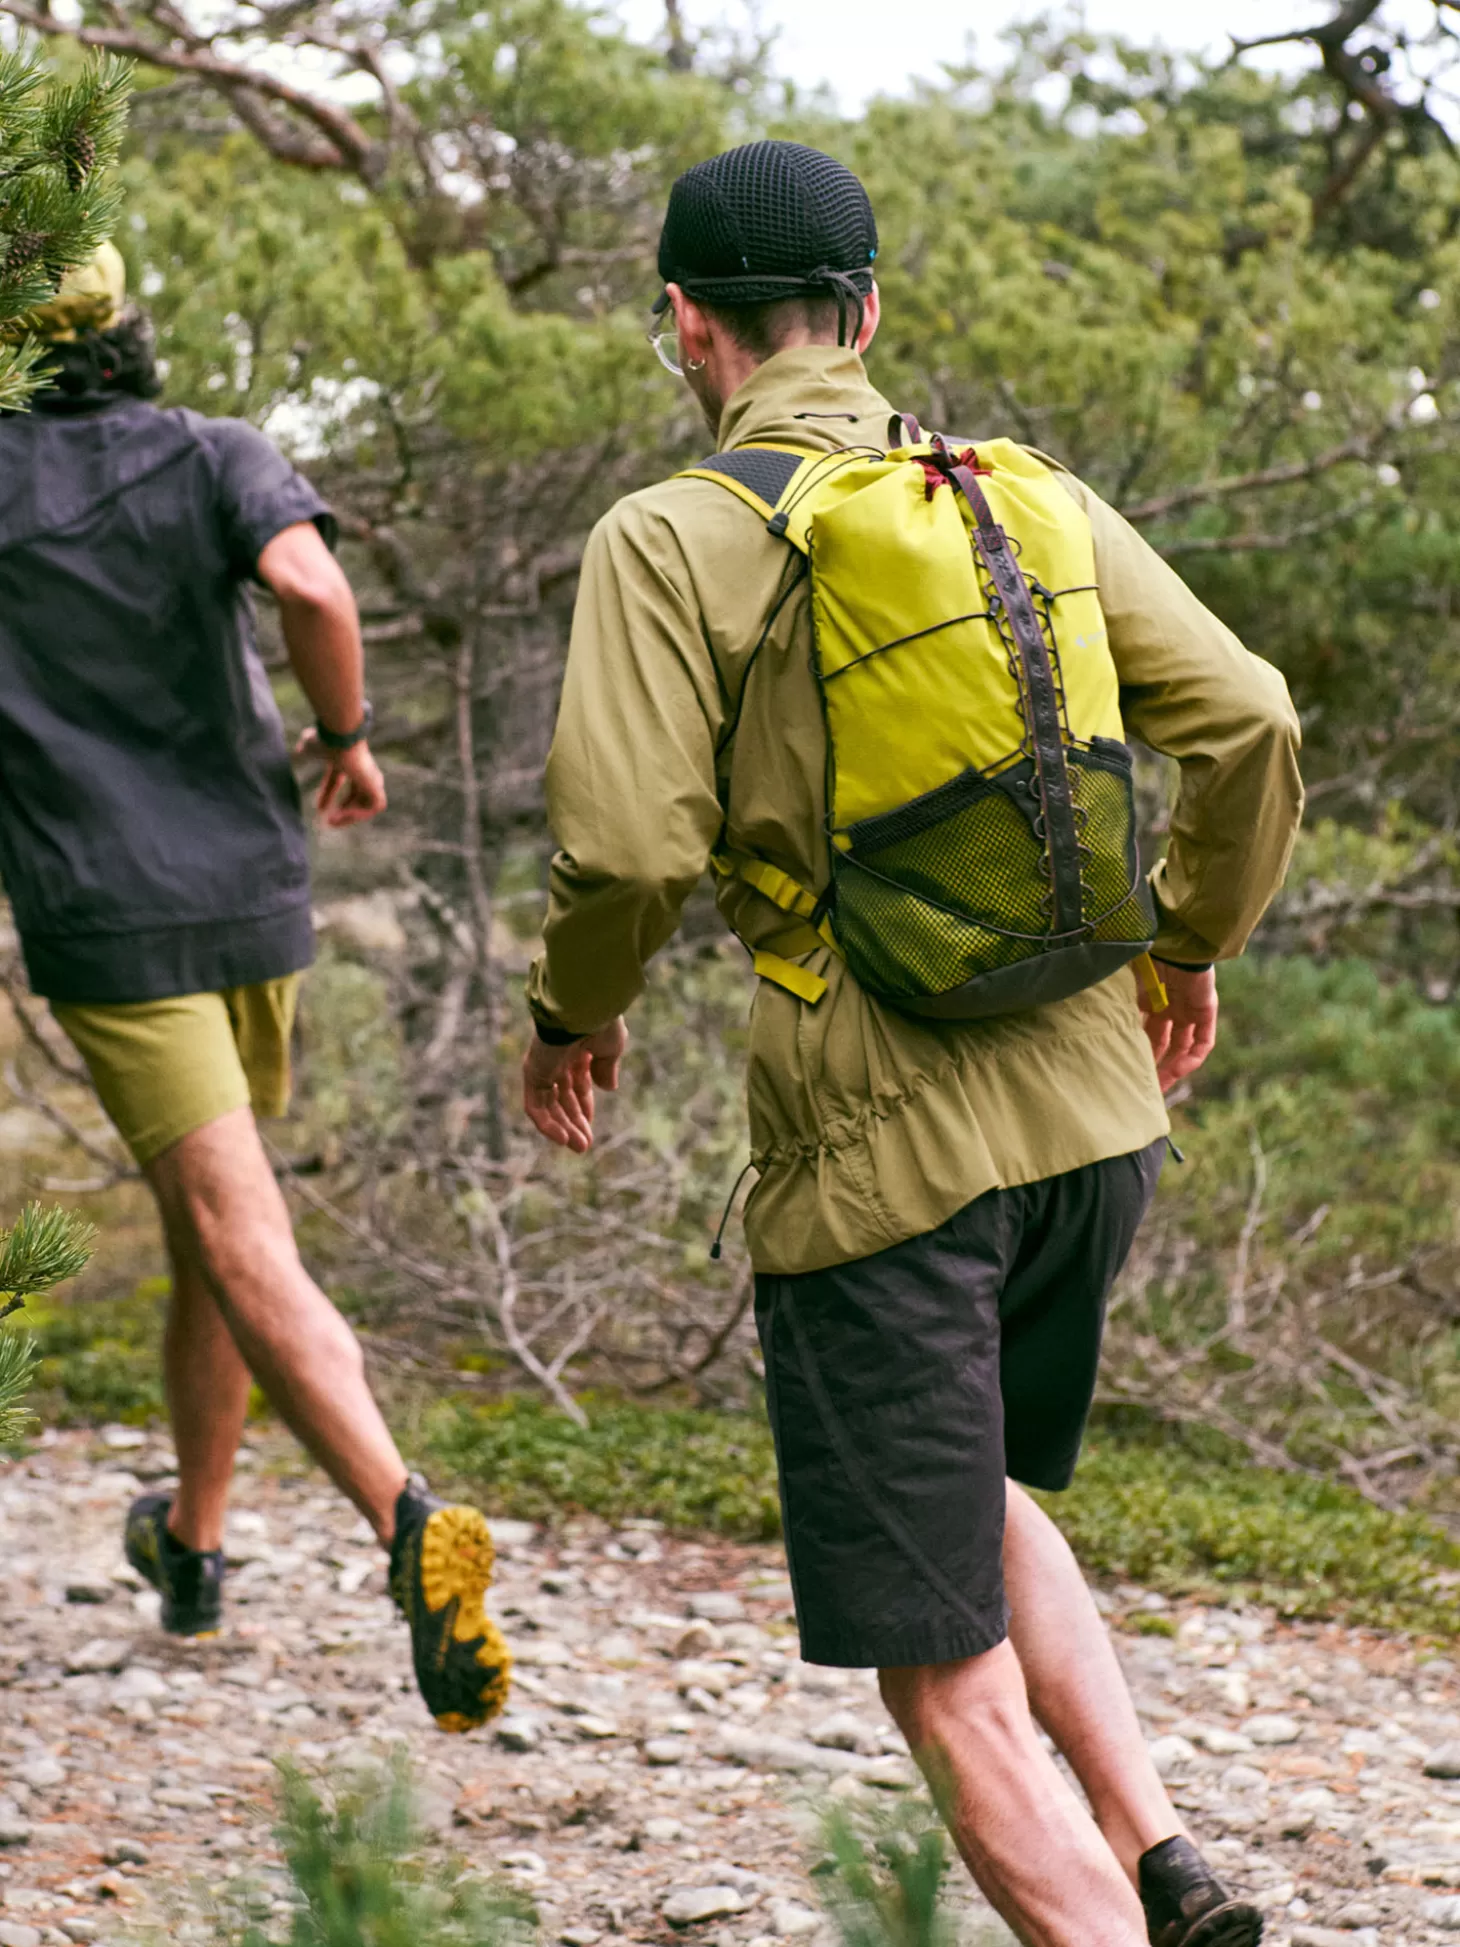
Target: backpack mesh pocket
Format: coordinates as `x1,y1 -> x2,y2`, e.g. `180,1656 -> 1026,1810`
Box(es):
830,741 -> 1155,1007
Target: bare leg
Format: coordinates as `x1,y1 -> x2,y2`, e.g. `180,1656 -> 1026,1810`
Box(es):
1004,1480 -> 1184,1880
880,1642 -> 1148,1947
160,1242 -> 251,1552
145,1105 -> 408,1544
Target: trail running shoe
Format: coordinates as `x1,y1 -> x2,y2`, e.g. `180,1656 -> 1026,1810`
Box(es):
1139,1836 -> 1264,1947
124,1491 -> 225,1638
388,1474 -> 511,1733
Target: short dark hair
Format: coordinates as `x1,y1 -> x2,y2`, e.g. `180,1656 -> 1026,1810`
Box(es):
38,308 -> 161,402
703,293 -> 845,361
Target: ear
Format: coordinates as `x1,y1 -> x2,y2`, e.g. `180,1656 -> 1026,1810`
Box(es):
667,282 -> 714,366
856,281 -> 881,355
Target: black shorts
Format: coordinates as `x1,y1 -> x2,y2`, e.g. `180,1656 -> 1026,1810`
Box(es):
755,1140 -> 1166,1670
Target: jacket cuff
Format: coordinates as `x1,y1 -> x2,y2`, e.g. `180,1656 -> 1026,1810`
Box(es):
1148,867 -> 1220,970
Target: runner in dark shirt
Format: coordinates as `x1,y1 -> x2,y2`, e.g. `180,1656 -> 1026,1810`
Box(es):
0,248 -> 511,1732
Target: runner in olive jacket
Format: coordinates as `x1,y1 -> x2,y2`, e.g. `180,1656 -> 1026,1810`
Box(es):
524,143 -> 1302,1947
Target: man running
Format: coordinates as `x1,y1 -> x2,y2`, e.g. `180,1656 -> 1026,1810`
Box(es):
0,248 -> 509,1732
523,144 -> 1302,1946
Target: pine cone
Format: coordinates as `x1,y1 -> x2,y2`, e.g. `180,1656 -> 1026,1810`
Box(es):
1,232 -> 47,279
61,127 -> 97,192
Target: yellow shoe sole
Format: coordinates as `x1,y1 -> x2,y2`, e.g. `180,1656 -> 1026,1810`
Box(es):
417,1504 -> 512,1732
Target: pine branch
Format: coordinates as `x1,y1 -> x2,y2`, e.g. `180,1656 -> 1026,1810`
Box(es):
0,1202 -> 97,1299
0,1203 -> 95,1444
0,48 -> 134,411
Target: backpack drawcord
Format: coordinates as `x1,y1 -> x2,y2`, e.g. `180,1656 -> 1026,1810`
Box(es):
710,1160 -> 758,1261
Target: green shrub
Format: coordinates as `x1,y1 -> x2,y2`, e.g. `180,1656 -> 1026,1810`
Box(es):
418,1393 -> 781,1539
27,1277 -> 165,1425
226,1756 -> 533,1947
419,1394 -> 1460,1635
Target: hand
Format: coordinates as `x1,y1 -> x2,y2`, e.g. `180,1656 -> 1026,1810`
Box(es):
295,729 -> 388,828
522,1017 -> 628,1153
1139,962 -> 1218,1093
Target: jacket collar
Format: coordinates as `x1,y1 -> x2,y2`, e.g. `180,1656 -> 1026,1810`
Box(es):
716,345 -> 894,454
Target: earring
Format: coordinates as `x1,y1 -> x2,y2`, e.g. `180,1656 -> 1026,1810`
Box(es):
685,356 -> 707,373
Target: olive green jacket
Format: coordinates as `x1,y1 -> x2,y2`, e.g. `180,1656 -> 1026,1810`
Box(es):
527,347 -> 1303,1275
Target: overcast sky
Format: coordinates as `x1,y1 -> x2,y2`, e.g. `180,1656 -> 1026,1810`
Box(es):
613,1 -> 1326,104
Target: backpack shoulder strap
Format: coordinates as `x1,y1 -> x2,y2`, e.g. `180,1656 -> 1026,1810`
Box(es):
677,445 -> 808,522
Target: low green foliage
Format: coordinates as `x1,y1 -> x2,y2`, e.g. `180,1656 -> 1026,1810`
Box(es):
815,1797 -> 953,1947
418,1394 -> 781,1539
420,1394 -> 1460,1635
27,1277 -> 164,1426
1045,1432 -> 1460,1635
227,1756 -> 534,1947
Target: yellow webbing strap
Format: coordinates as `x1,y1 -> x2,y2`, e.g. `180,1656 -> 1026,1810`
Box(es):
1134,952 -> 1169,1014
712,848 -> 840,1002
753,951 -> 828,1005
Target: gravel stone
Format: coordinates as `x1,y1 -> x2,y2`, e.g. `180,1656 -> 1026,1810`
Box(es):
767,1902 -> 820,1937
109,1668 -> 168,1704
494,1717 -> 541,1753
661,1887 -> 751,1926
1424,1898 -> 1460,1929
1242,1713 -> 1301,1745
101,1841 -> 148,1866
11,1761 -> 63,1792
1424,1743 -> 1460,1779
63,1640 -> 132,1677
686,1594 -> 744,1624
808,1713 -> 881,1756
644,1738 -> 690,1766
1147,1735 -> 1198,1778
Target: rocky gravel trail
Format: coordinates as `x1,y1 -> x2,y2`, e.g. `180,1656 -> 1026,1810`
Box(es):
5,1429 -> 1460,1947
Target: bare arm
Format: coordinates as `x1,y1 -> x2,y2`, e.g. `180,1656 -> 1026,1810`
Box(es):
257,521 -> 387,829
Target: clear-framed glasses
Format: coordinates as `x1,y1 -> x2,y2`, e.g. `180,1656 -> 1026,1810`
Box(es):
648,319 -> 682,377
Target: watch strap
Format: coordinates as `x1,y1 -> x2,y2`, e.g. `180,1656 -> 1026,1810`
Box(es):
315,700 -> 374,751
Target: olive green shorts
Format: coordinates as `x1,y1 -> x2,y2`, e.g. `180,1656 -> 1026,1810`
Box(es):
52,975 -> 303,1167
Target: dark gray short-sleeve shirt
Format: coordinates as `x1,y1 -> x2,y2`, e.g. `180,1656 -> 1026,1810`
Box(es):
0,394 -> 332,1002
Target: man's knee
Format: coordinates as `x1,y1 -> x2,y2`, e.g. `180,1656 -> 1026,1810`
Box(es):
880,1638 -> 1029,1748
147,1108 -> 298,1281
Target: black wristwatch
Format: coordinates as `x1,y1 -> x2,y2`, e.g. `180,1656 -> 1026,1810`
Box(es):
533,1017 -> 583,1047
315,700 -> 374,750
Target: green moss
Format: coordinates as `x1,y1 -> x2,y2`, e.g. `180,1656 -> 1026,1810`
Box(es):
418,1394 -> 1460,1636
27,1277 -> 166,1425
1125,1613 -> 1178,1638
417,1393 -> 782,1540
1041,1435 -> 1460,1636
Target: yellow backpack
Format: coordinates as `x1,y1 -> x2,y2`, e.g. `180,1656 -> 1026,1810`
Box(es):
682,424 -> 1163,1020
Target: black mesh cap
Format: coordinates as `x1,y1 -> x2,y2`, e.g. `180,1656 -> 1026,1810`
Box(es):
656,140 -> 878,312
